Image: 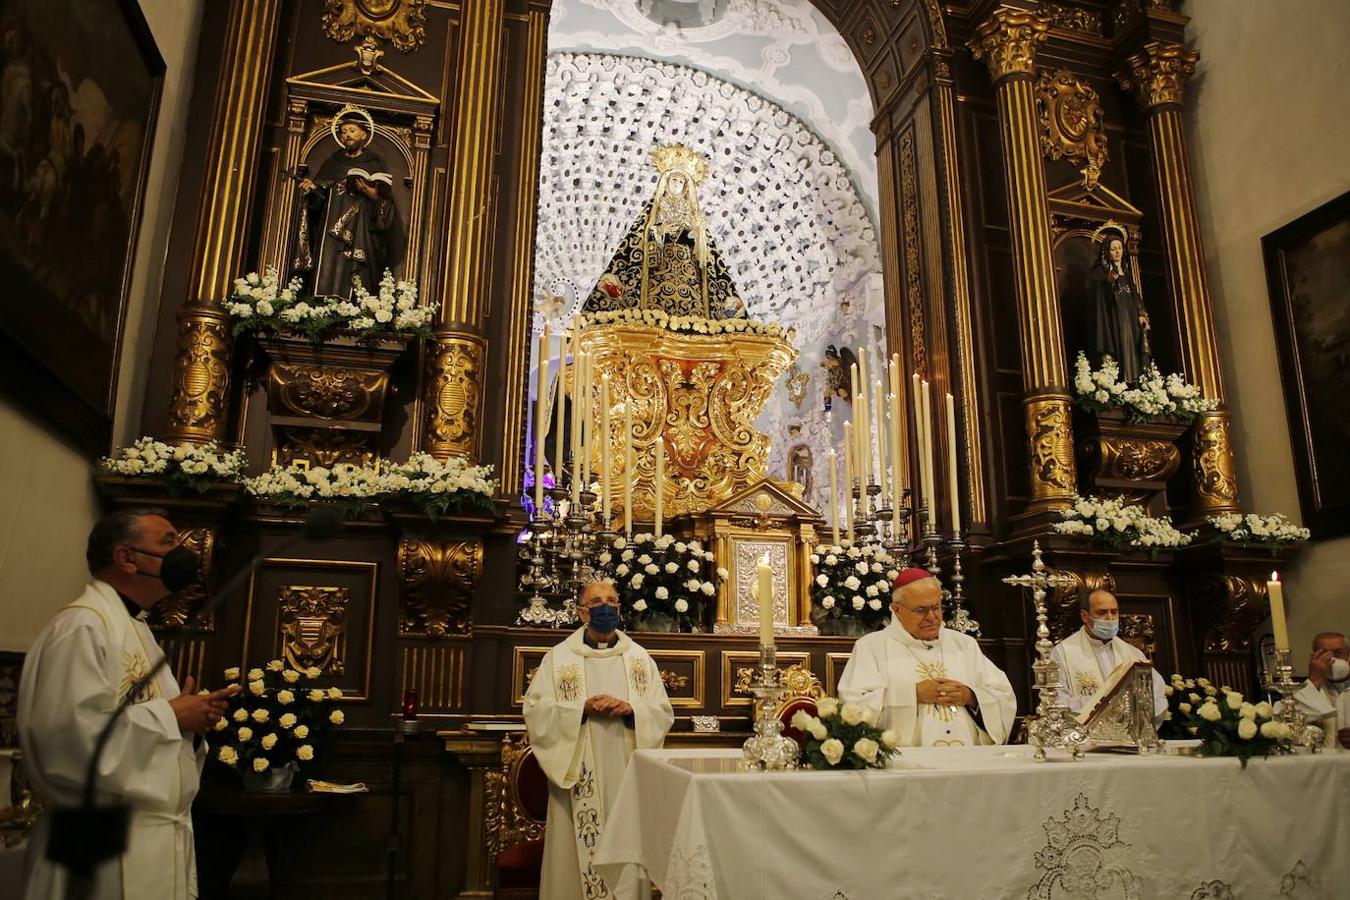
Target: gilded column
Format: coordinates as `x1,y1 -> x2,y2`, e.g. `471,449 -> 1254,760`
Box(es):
1119,42 -> 1240,516
969,8 -> 1076,512
423,0 -> 505,460
164,0 -> 283,444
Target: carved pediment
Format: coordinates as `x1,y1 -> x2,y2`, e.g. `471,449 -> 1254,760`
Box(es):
287,51 -> 438,118
1047,180 -> 1143,230
699,478 -> 824,524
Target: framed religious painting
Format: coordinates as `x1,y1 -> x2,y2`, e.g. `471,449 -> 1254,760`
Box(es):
0,0 -> 164,455
1262,190 -> 1350,539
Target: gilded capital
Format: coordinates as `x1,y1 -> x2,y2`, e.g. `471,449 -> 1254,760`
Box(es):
1023,393 -> 1077,509
1119,42 -> 1199,109
165,311 -> 233,444
1190,409 -> 1240,515
969,8 -> 1049,83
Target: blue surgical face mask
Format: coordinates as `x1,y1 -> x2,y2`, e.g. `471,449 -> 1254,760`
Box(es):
588,604 -> 621,635
1090,617 -> 1119,641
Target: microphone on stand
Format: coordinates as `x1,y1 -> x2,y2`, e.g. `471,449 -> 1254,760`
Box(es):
47,504 -> 345,897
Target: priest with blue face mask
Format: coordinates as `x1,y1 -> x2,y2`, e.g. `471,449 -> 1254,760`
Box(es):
1050,589 -> 1168,723
523,578 -> 673,900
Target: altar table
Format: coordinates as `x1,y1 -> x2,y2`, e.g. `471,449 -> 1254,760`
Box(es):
593,747 -> 1350,899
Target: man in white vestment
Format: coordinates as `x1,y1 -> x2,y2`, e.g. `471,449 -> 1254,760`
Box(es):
18,509 -> 238,899
1050,589 -> 1167,722
1293,631 -> 1350,749
838,567 -> 1016,746
524,579 -> 674,899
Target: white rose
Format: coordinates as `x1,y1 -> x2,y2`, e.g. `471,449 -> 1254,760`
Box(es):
716,567 -> 729,580
853,737 -> 880,764
1179,703 -> 1192,714
252,757 -> 270,773
860,705 -> 878,726
279,713 -> 297,729
1239,702 -> 1257,720
294,724 -> 310,739
701,582 -> 715,596
308,689 -> 325,702
665,562 -> 679,574
237,727 -> 254,742
306,666 -> 323,680
807,719 -> 828,741
1259,720 -> 1283,739
674,599 -> 689,613
621,549 -> 634,561
1255,701 -> 1273,719
645,564 -> 659,575
213,717 -> 229,732
1197,702 -> 1221,722
791,710 -> 815,731
277,690 -> 295,705
816,574 -> 829,587
252,709 -> 270,724
247,668 -> 264,682
880,729 -> 899,748
816,697 -> 840,719
852,596 -> 865,610
1225,692 -> 1243,711
821,595 -> 835,609
261,733 -> 278,750
297,744 -> 315,761
224,666 -> 241,680
638,554 -> 651,565
267,660 -> 284,672
844,575 -> 861,591
840,703 -> 864,726
249,680 -> 266,696
328,687 -> 342,700
868,598 -> 882,611
631,574 -> 644,589
282,669 -> 300,683
329,710 -> 345,725
232,708 -> 248,722
217,746 -> 238,766
655,586 -> 669,600
825,554 -> 838,565
688,560 -> 699,572
820,738 -> 845,766
1236,718 -> 1258,740
256,300 -> 274,316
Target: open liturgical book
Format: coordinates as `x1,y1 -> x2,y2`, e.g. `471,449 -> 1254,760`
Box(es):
346,167 -> 392,185
1074,659 -> 1159,750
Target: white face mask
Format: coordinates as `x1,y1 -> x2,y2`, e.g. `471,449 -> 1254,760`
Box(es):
1330,657 -> 1350,683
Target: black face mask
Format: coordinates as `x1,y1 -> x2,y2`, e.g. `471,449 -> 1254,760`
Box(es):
129,545 -> 201,594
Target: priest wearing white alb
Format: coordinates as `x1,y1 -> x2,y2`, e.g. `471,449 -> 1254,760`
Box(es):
1050,589 -> 1167,722
523,578 -> 674,900
1293,631 -> 1350,749
838,567 -> 1016,746
18,509 -> 239,899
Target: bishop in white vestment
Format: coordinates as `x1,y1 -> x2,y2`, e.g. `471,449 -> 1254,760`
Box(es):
1293,631 -> 1350,749
838,568 -> 1016,746
524,580 -> 674,900
18,509 -> 236,899
1050,589 -> 1167,722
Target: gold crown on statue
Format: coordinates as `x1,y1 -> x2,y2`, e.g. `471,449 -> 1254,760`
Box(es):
1090,219 -> 1128,244
650,143 -> 710,186
330,103 -> 376,145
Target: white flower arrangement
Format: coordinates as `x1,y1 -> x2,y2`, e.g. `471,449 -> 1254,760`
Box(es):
1158,674 -> 1291,765
604,533 -> 723,632
207,659 -> 342,781
792,696 -> 900,770
580,308 -> 795,341
378,452 -> 498,518
100,437 -> 246,493
808,540 -> 898,634
1206,512 -> 1310,545
1072,352 -> 1218,423
228,268 -> 433,343
245,462 -> 384,516
1052,494 -> 1193,549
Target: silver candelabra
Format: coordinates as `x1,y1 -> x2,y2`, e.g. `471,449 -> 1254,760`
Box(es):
739,645 -> 800,771
1264,648 -> 1324,752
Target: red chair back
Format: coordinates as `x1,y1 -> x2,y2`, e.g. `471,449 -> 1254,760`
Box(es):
778,696 -> 820,745
513,748 -> 549,823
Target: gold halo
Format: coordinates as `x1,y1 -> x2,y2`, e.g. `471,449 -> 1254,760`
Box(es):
1091,219 -> 1128,245
330,104 -> 375,148
650,143 -> 710,186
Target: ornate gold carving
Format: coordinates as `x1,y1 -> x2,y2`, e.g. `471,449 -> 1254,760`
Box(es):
1119,42 -> 1198,110
969,8 -> 1049,82
659,670 -> 689,691
1192,411 -> 1239,512
721,650 -> 807,707
1191,574 -> 1266,654
146,529 -> 216,632
321,0 -> 427,53
485,733 -> 545,861
1036,69 -> 1109,190
900,130 -> 926,375
1118,613 -> 1156,659
778,663 -> 823,700
165,313 -> 232,443
397,538 -> 483,637
354,35 -> 384,74
921,0 -> 949,49
278,586 -> 349,675
269,364 -> 388,419
423,333 -> 486,459
734,540 -> 791,632
1025,395 -> 1077,505
1077,414 -> 1187,515
1037,2 -> 1103,34
274,429 -> 373,468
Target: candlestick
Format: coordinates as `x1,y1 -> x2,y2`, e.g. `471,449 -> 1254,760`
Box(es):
1267,572 -> 1290,652
890,358 -> 903,533
875,379 -> 887,497
828,448 -> 840,545
654,438 -> 664,538
569,339 -> 582,504
554,333 -> 567,497
919,378 -> 934,512
533,324 -> 550,515
945,391 -> 961,535
858,348 -> 871,486
843,422 -> 855,541
757,553 -> 775,648
579,353 -> 592,487
601,374 -> 611,527
623,402 -> 633,537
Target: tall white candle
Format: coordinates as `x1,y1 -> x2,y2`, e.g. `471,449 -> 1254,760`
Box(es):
1267,572 -> 1290,652
857,349 -> 870,485
946,391 -> 961,535
623,401 -> 634,537
654,438 -> 664,538
843,421 -> 855,541
533,324 -> 550,515
601,374 -> 612,527
569,335 -> 583,504
920,378 -> 934,513
757,553 -> 775,648
553,333 -> 566,497
890,357 -> 903,532
580,353 -> 593,487
828,448 -> 840,545
875,380 -> 887,497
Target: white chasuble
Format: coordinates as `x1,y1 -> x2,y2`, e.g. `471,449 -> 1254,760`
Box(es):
837,616 -> 1016,747
18,580 -> 206,900
1050,628 -> 1168,721
1293,681 -> 1350,749
523,629 -> 673,900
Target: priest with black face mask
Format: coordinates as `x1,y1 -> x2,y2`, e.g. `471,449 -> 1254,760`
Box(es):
17,508 -> 239,899
524,578 -> 673,900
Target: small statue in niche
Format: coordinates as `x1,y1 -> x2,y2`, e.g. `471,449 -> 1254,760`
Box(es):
293,104 -> 406,299
1084,222 -> 1151,382
819,344 -> 857,404
786,424 -> 814,503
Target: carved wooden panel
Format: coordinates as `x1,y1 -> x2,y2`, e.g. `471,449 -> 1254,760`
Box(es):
397,538 -> 483,637
720,650 -> 808,708
399,643 -> 466,711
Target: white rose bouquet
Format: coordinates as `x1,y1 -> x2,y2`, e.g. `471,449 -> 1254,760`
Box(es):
1052,494 -> 1193,550
245,461 -> 384,517
792,695 -> 901,770
1206,512 -> 1310,546
603,533 -> 724,633
378,452 -> 498,518
808,540 -> 898,635
100,437 -> 246,494
206,659 -> 345,784
1158,674 -> 1293,765
228,268 -> 433,344
1072,351 -> 1218,423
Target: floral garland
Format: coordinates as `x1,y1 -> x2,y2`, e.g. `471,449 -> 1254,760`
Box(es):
1158,673 -> 1291,765
808,541 -> 898,634
580,308 -> 795,340
100,437 -> 246,494
207,660 -> 344,777
245,463 -> 384,516
1206,512 -> 1310,545
1072,352 -> 1219,424
245,458 -> 497,518
604,533 -> 726,633
228,268 -> 434,344
379,453 -> 499,518
793,696 -> 901,769
1052,495 -> 1193,549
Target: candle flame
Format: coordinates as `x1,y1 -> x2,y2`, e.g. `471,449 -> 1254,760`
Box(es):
1270,571 -> 1279,583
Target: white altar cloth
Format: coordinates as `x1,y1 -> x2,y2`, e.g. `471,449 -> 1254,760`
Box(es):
593,747 -> 1350,899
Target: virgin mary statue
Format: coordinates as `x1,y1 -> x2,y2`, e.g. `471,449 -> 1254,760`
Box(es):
584,144 -> 748,320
